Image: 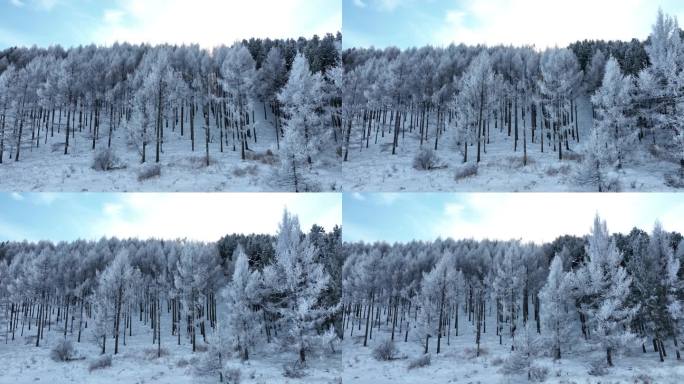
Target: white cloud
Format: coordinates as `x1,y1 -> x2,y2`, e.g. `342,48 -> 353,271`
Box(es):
92,0 -> 341,48
10,192 -> 24,201
103,9 -> 125,25
350,192 -> 366,201
90,193 -> 341,242
34,0 -> 56,11
434,0 -> 677,49
432,193 -> 684,243
32,192 -> 60,205
353,0 -> 366,8
375,193 -> 402,205
102,202 -> 124,217
9,0 -> 58,10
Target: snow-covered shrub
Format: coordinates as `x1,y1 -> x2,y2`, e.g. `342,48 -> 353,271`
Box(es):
454,163 -> 478,180
529,365 -> 549,383
461,346 -> 487,359
232,164 -> 259,177
545,164 -> 571,177
137,163 -> 161,181
223,366 -> 241,384
143,347 -> 169,359
318,326 -> 340,354
176,358 -> 190,368
282,360 -> 306,378
193,346 -> 222,378
50,339 -> 76,362
92,147 -> 123,171
665,170 -> 684,188
587,359 -> 608,376
407,354 -> 431,370
562,151 -> 583,162
413,148 -> 440,170
632,373 -> 654,384
245,149 -> 278,165
490,356 -> 504,366
372,339 -> 398,361
88,354 -> 112,372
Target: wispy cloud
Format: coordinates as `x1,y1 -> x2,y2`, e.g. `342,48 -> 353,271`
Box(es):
92,0 -> 340,48
88,193 -> 341,242
434,0 -> 670,48
344,193 -> 684,244
9,0 -> 58,11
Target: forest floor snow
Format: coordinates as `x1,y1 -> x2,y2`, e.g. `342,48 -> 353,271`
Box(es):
341,313 -> 684,384
340,96 -> 682,192
0,311 -> 341,384
0,103 -> 341,192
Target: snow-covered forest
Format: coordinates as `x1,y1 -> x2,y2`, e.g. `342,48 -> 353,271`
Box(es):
0,33 -> 342,192
342,215 -> 684,383
340,10 -> 684,192
0,212 -> 343,383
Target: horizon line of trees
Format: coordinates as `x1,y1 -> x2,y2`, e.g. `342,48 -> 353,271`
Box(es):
343,216 -> 684,371
0,215 -> 343,379
341,9 -> 684,191
0,33 -> 342,191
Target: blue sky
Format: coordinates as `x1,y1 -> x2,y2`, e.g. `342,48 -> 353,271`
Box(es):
343,0 -> 684,49
343,193 -> 684,244
0,0 -> 341,49
0,193 -> 341,242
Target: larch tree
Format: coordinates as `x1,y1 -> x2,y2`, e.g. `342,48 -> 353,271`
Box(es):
263,210 -> 337,364
276,53 -> 325,192
221,44 -> 256,161
539,253 -> 574,360
221,244 -> 262,360
591,56 -> 634,169
578,215 -> 638,367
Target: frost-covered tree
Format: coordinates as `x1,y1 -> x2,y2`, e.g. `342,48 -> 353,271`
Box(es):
418,253 -> 455,354
264,210 -> 337,363
538,48 -> 583,160
576,124 -> 616,192
632,222 -> 683,361
454,51 -> 495,163
539,253 -> 574,359
221,45 -> 255,161
221,244 -> 262,360
93,249 -> 139,355
638,9 -> 684,171
493,244 -> 524,349
591,56 -> 634,169
576,215 -> 638,366
584,49 -> 607,94
277,54 -> 325,192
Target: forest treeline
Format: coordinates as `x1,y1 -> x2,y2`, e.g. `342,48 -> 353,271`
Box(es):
0,33 -> 342,191
0,213 -> 343,379
340,10 -> 684,190
342,216 -> 684,372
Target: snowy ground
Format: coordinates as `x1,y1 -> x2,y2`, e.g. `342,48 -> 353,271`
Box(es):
341,312 -> 684,384
0,103 -> 341,192
340,96 -> 682,192
0,311 -> 341,384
